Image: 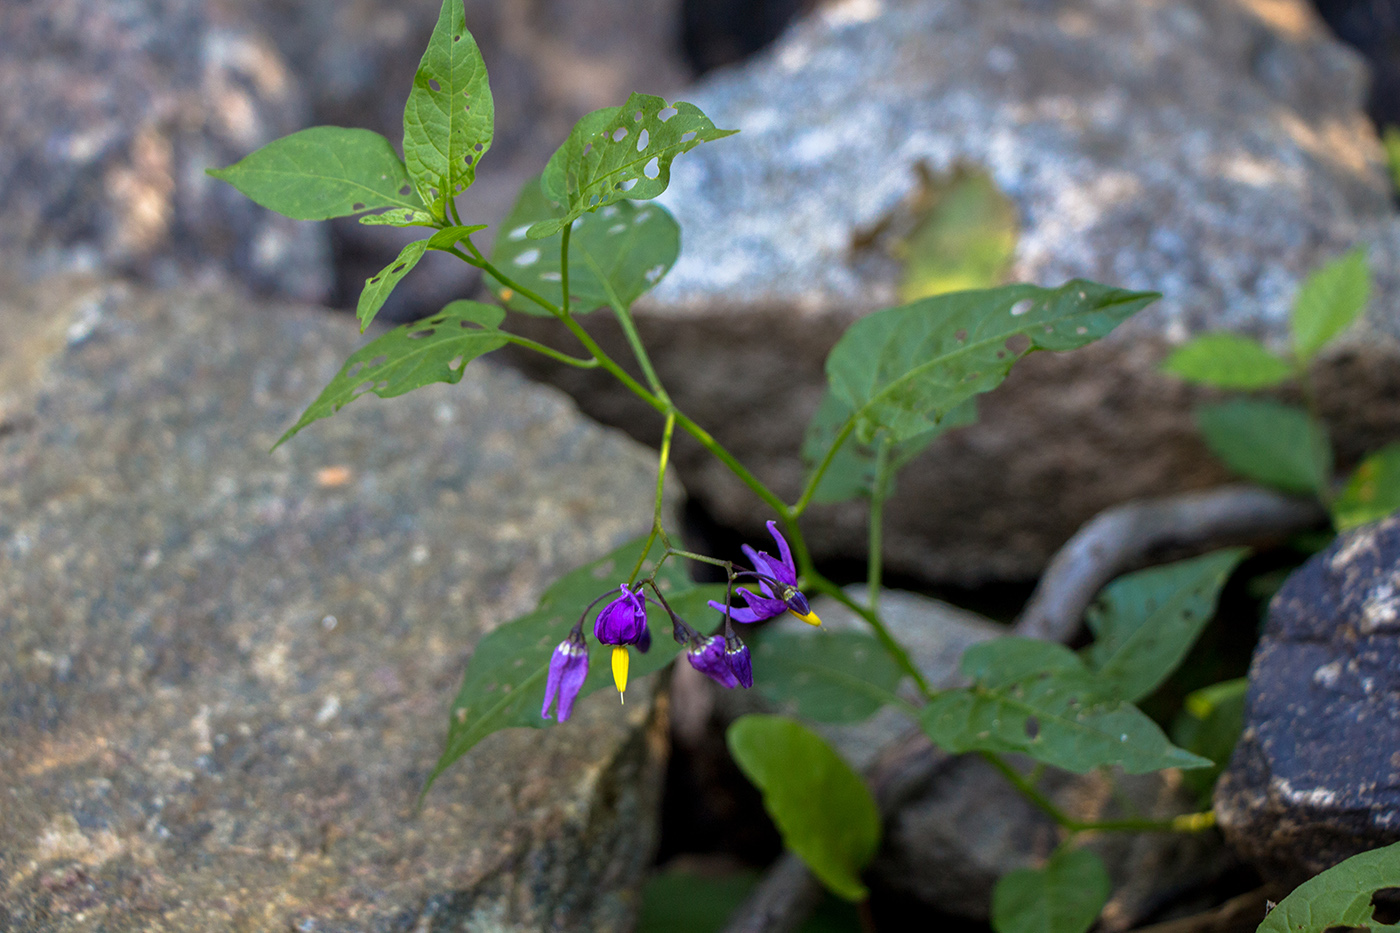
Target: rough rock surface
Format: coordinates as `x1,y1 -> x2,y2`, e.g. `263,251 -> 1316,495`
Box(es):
0,272 -> 673,930
506,0 -> 1400,584
0,0 -> 332,302
1215,513 -> 1400,890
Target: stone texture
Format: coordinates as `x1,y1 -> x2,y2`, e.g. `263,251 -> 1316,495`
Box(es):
0,0 -> 332,302
505,0 -> 1400,584
1215,513 -> 1400,890
0,271 -> 675,930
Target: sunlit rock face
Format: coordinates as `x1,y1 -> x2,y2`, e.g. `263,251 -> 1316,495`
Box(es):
505,0 -> 1400,585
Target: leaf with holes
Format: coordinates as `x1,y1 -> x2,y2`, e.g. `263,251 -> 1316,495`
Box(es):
359,208 -> 437,227
402,0 -> 494,221
527,93 -> 736,239
208,126 -> 425,221
490,175 -> 680,316
751,630 -> 904,723
1085,549 -> 1249,703
919,638 -> 1211,774
1333,443 -> 1400,531
1161,333 -> 1294,389
1292,247 -> 1370,363
275,300 -> 507,447
727,715 -> 881,902
1257,841 -> 1400,933
826,281 -> 1158,444
1196,399 -> 1332,496
422,541 -> 712,797
356,225 -> 485,331
992,847 -> 1111,933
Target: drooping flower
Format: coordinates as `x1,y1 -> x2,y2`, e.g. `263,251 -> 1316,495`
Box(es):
708,521 -> 822,626
594,584 -> 650,699
725,634 -> 753,688
687,635 -> 740,688
541,629 -> 589,722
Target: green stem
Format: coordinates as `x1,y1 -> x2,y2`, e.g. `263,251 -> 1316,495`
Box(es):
808,572 -> 933,698
867,437 -> 891,616
792,414 -> 858,517
500,334 -> 601,369
630,413 -> 678,583
612,302 -> 671,404
448,196 -> 464,227
672,410 -> 792,520
560,223 -> 572,317
448,247 -> 561,316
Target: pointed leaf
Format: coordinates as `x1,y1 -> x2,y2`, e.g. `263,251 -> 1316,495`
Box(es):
276,300 -> 507,446
491,176 -> 680,315
752,630 -> 903,723
826,281 -> 1158,443
359,208 -> 437,227
1292,247 -> 1370,362
402,0 -> 494,220
727,715 -> 881,902
992,847 -> 1111,933
1162,333 -> 1294,389
355,225 -> 485,331
1196,399 -> 1332,496
1332,442 -> 1400,531
208,126 -> 424,220
528,93 -> 736,238
1171,677 -> 1248,799
1258,841 -> 1400,933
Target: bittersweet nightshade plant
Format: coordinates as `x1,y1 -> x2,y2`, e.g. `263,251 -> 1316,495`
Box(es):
542,628 -> 589,722
710,521 -> 822,625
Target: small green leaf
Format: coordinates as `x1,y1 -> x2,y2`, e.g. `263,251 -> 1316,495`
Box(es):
898,166 -> 1019,302
1257,841 -> 1400,933
1332,443 -> 1400,531
1171,678 -> 1248,799
207,126 -> 424,220
826,281 -> 1158,444
727,715 -> 881,902
1196,399 -> 1332,496
1162,333 -> 1294,389
355,224 -> 485,331
992,847 -> 1111,933
359,208 -> 437,227
276,300 -> 507,447
1085,549 -> 1249,703
529,93 -> 736,238
752,630 -> 904,723
1292,247 -> 1370,362
402,0 -> 494,220
490,175 -> 680,315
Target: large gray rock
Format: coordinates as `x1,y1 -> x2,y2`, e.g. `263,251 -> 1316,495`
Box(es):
505,0 -> 1400,584
1215,513 -> 1400,890
0,271 -> 674,930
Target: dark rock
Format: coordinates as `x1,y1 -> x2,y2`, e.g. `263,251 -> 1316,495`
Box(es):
0,270 -> 675,930
1215,513 -> 1400,889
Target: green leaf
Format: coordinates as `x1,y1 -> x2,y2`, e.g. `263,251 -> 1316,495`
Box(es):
355,224 -> 486,331
920,638 -> 1212,774
529,93 -> 736,239
898,166 -> 1019,302
276,299 -> 507,447
490,175 -> 680,316
1171,678 -> 1248,799
1196,399 -> 1332,496
992,847 -> 1111,933
727,715 -> 881,902
826,281 -> 1158,443
1386,126 -> 1400,194
1085,549 -> 1249,703
402,0 -> 494,221
207,126 -> 424,221
1257,841 -> 1400,933
1161,333 -> 1294,389
358,208 -> 437,227
752,630 -> 904,724
424,540 -> 712,795
1332,443 -> 1400,531
1292,247 -> 1370,362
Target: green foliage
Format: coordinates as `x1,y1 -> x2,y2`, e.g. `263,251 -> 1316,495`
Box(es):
727,715 -> 881,902
529,93 -> 736,239
1257,841 -> 1400,933
1292,247 -> 1370,363
358,208 -> 437,227
1085,549 -> 1248,703
1196,399 -> 1331,496
490,176 -> 680,315
898,166 -> 1019,302
1161,333 -> 1293,389
823,281 -> 1158,445
207,126 -> 424,221
638,868 -> 860,933
354,225 -> 485,331
1171,678 -> 1248,799
1333,442 -> 1400,530
275,300 -> 507,447
401,0 -> 494,221
1386,126 -> 1400,194
991,847 -> 1111,933
752,630 -> 904,723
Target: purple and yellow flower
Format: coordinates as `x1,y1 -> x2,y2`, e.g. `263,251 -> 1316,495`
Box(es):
541,629 -> 589,722
594,584 -> 650,700
708,521 -> 821,626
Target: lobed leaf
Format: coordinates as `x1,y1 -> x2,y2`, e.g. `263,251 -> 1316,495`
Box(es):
826,281 -> 1158,444
402,0 -> 494,221
727,715 -> 881,902
207,126 -> 424,221
752,630 -> 904,723
529,93 -> 736,239
490,175 -> 680,315
1291,247 -> 1370,363
1332,442 -> 1400,531
1257,841 -> 1400,933
1161,333 -> 1294,389
991,847 -> 1111,933
276,299 -> 507,447
1196,399 -> 1332,497
356,224 -> 486,331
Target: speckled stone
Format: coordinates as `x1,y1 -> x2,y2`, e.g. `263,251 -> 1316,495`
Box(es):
1215,513 -> 1400,889
0,272 -> 674,931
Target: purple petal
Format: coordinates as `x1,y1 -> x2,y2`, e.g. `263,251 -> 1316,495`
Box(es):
543,640 -> 589,721
765,521 -> 797,578
555,648 -> 589,721
687,636 -> 740,688
594,585 -> 648,645
726,641 -> 753,688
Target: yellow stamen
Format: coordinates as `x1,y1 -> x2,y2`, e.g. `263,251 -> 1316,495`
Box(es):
612,645 -> 630,701
789,608 -> 822,626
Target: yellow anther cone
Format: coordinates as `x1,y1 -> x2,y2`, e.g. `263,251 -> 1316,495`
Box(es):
790,608 -> 822,626
611,645 -> 630,701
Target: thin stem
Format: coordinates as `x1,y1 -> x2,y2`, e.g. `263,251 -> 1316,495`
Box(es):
672,411 -> 792,520
630,413 -> 678,583
560,223 -> 572,317
448,196 -> 464,227
791,414 -> 858,517
807,572 -> 934,698
867,437 -> 891,616
612,302 -> 671,404
500,334 -> 601,369
448,247 -> 560,316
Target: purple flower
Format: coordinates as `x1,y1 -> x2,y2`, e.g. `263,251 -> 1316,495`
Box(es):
708,521 -> 822,626
687,635 -> 740,688
594,584 -> 648,645
725,636 -> 753,689
541,631 -> 589,722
